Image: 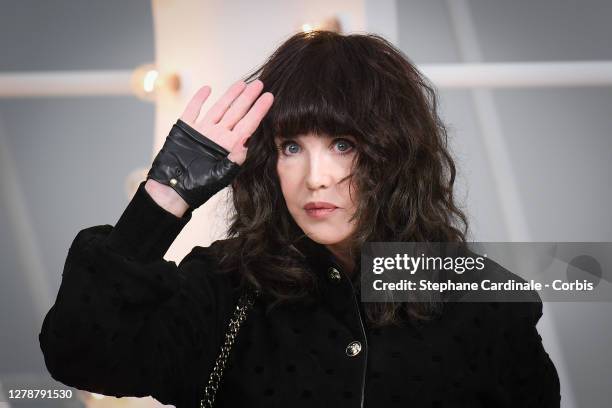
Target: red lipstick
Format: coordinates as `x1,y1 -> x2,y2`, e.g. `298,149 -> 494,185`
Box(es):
304,202 -> 338,218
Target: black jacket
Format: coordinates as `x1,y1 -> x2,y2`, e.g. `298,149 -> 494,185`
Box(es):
39,181 -> 561,408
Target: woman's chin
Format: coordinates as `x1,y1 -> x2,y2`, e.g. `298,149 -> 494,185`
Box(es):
302,229 -> 350,246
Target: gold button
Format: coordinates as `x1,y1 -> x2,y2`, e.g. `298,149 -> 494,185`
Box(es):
169,178 -> 178,186
346,341 -> 362,357
328,267 -> 341,282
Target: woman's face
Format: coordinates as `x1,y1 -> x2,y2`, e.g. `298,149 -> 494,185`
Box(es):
275,133 -> 358,248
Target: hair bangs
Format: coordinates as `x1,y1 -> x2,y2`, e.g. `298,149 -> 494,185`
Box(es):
269,84 -> 361,141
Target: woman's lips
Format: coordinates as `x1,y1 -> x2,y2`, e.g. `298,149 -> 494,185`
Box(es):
305,207 -> 338,218
304,201 -> 337,210
304,202 -> 339,218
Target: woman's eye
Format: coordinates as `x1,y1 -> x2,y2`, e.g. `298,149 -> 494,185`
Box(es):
334,138 -> 355,155
279,141 -> 300,155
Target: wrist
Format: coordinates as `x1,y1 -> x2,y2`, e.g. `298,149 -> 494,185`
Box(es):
144,179 -> 190,218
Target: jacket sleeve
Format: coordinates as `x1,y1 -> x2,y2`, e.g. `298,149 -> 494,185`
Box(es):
38,180 -> 236,406
496,295 -> 561,407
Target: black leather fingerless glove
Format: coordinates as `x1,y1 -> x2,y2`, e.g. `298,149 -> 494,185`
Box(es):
146,119 -> 241,209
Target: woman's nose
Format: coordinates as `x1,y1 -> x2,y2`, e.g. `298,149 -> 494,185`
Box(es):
305,153 -> 333,190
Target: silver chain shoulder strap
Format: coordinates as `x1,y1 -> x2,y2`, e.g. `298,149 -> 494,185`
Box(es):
199,288 -> 259,408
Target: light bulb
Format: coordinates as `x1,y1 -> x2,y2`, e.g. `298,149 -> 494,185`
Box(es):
130,63 -> 180,102
301,23 -> 315,33
300,16 -> 343,34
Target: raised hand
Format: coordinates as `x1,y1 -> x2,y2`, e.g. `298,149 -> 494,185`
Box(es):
145,79 -> 274,213
179,79 -> 274,166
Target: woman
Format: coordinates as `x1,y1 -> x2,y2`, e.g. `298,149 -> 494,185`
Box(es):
39,31 -> 561,407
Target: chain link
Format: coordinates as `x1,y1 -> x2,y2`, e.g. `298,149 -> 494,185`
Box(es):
199,289 -> 259,408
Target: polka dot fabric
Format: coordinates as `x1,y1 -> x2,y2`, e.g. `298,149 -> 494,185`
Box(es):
39,181 -> 561,408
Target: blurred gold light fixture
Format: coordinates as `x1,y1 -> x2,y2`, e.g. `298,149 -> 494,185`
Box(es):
301,16 -> 343,33
80,390 -> 164,407
301,23 -> 315,32
130,63 -> 180,101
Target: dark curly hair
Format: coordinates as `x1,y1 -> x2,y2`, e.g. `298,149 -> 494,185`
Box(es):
213,30 -> 469,327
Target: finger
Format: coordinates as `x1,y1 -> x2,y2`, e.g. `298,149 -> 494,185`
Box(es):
199,80 -> 247,126
227,133 -> 251,165
233,92 -> 274,138
218,80 -> 264,130
227,146 -> 246,165
180,85 -> 211,123
227,94 -> 269,166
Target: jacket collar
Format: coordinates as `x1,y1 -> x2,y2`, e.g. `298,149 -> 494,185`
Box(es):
291,234 -> 360,286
